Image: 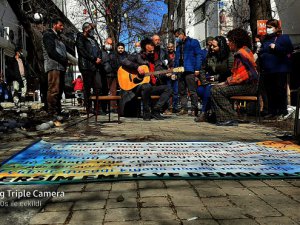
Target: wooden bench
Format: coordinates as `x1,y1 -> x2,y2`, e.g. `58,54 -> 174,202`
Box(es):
230,95 -> 261,122
89,95 -> 122,123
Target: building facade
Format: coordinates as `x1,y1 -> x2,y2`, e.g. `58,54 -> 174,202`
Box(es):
170,0 -> 300,47
0,0 -> 26,79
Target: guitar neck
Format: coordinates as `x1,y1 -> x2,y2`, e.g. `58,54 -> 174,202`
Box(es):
144,70 -> 170,77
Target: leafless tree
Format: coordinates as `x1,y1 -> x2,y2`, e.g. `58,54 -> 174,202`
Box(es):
75,0 -> 164,50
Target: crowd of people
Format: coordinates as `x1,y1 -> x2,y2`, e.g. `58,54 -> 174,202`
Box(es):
1,17 -> 294,126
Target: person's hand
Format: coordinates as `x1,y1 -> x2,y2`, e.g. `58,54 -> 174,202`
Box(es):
208,76 -> 215,82
171,74 -> 177,80
137,66 -> 145,75
194,71 -> 200,76
216,82 -> 226,86
270,43 -> 275,49
96,58 -> 102,64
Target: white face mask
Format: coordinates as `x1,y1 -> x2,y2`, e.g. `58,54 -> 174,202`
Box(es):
266,28 -> 275,35
105,44 -> 112,51
256,42 -> 262,48
135,47 -> 141,53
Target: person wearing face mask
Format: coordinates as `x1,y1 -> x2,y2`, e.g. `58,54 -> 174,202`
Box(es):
42,18 -> 68,118
120,38 -> 172,121
133,42 -> 142,54
259,19 -> 294,119
75,22 -> 102,114
173,28 -> 202,117
100,38 -> 120,112
253,35 -> 263,62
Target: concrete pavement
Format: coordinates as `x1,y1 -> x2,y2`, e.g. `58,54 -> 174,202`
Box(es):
0,107 -> 299,225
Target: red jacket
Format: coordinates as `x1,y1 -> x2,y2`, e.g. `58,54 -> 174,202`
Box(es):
72,78 -> 84,91
226,46 -> 257,85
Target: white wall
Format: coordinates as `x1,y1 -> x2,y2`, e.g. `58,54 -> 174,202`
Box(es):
0,0 -> 23,79
0,0 -> 21,56
272,0 -> 300,44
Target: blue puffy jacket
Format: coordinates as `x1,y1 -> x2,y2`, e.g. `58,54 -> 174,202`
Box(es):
259,34 -> 293,74
174,37 -> 202,73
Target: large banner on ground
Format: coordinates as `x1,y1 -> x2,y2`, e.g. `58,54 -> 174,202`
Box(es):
1,140 -> 300,184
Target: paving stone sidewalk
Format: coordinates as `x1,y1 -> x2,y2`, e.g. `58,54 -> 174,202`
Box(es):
0,112 -> 299,225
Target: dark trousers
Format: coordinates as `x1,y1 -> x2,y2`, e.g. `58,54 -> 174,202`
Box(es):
211,83 -> 257,122
107,77 -> 118,109
178,72 -> 198,111
135,83 -> 172,113
167,79 -> 179,110
197,84 -> 212,112
264,73 -> 288,115
40,72 -> 48,111
81,70 -> 97,110
47,70 -> 65,115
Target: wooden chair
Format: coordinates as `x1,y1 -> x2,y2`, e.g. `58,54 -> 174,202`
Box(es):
230,74 -> 262,122
89,95 -> 122,123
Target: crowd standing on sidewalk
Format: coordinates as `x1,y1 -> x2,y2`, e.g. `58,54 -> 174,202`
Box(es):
0,17 -> 294,127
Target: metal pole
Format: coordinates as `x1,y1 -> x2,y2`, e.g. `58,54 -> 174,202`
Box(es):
217,0 -> 219,36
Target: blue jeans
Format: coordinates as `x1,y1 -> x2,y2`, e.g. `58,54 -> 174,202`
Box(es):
167,79 -> 178,110
197,84 -> 212,113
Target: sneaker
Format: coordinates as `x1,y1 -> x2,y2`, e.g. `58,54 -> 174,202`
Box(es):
163,109 -> 172,115
216,120 -> 238,126
152,111 -> 164,120
176,109 -> 188,116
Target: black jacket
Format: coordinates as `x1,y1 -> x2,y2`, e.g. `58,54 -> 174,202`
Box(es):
5,57 -> 24,87
101,49 -> 119,78
155,46 -> 168,71
76,32 -> 102,72
121,52 -> 149,71
42,29 -> 68,72
121,52 -> 166,85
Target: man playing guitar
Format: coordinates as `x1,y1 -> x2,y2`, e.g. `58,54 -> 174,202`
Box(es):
120,38 -> 172,121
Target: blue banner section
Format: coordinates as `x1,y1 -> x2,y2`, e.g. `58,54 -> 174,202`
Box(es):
0,140 -> 300,184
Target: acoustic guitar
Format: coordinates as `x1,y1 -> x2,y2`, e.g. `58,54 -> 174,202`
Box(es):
118,65 -> 184,91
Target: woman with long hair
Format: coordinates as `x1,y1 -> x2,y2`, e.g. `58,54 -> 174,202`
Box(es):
259,19 -> 293,119
195,36 -> 234,122
210,28 -> 259,126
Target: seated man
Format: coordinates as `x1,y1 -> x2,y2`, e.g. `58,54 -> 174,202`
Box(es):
210,28 -> 259,126
121,38 -> 172,121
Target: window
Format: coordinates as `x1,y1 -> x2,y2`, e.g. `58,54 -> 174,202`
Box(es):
194,3 -> 205,24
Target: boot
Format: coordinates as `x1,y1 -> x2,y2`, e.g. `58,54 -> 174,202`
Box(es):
176,109 -> 188,116
143,112 -> 151,121
194,112 -> 207,122
189,108 -> 198,117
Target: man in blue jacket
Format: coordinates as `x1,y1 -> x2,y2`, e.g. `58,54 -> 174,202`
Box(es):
174,28 -> 202,117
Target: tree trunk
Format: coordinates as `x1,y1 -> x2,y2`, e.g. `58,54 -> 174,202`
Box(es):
249,0 -> 272,38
